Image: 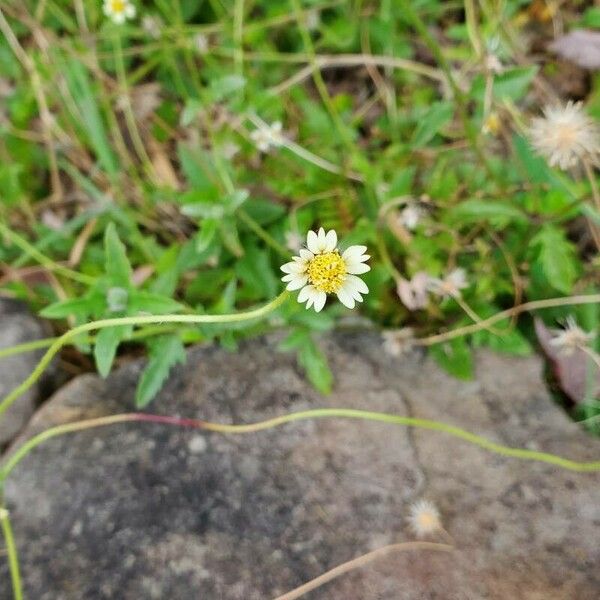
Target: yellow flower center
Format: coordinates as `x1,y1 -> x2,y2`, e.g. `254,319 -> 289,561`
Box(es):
111,0 -> 126,13
307,251 -> 346,294
556,124 -> 577,149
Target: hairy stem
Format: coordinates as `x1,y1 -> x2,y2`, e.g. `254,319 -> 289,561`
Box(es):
0,292 -> 289,421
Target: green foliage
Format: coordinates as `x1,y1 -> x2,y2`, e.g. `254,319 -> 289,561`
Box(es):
1,0 -> 598,405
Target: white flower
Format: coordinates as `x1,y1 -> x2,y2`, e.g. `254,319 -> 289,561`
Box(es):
399,204 -> 423,230
428,268 -> 468,299
382,328 -> 415,357
284,231 -> 303,253
142,15 -> 162,39
103,0 -> 136,24
408,499 -> 442,538
396,272 -> 429,311
193,34 -> 209,54
306,10 -> 321,31
250,121 -> 283,153
529,101 -> 600,170
549,316 -> 594,355
280,228 -> 370,312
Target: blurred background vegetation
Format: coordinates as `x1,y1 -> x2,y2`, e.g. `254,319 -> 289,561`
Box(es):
0,1 -> 598,421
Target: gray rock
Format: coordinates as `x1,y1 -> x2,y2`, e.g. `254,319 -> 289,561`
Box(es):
0,299 -> 48,445
1,334 -> 600,599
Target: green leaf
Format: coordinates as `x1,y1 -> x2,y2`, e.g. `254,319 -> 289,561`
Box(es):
135,335 -> 186,408
62,60 -> 118,177
447,199 -> 527,226
195,218 -> 219,253
104,223 -> 132,288
94,325 -> 131,378
40,296 -> 95,319
235,244 -> 278,297
472,327 -> 532,356
531,225 -> 578,294
430,338 -> 474,380
297,337 -> 333,394
127,291 -> 184,314
411,102 -> 453,148
492,66 -> 538,102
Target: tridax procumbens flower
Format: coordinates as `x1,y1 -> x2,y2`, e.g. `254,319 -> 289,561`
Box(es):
408,499 -> 443,538
280,228 -> 370,312
103,0 -> 136,24
427,268 -> 469,299
529,101 -> 600,170
250,121 -> 284,153
549,316 -> 594,355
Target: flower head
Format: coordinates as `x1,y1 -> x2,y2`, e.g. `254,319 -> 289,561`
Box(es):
428,268 -> 469,299
399,204 -> 423,230
396,272 -> 429,311
250,121 -> 284,153
408,499 -> 442,538
281,228 -> 370,312
382,328 -> 416,357
142,15 -> 163,39
529,101 -> 600,170
549,316 -> 594,355
103,0 -> 136,24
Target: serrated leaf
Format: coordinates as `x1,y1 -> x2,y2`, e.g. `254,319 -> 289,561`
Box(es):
127,291 -> 184,314
135,335 -> 186,408
195,218 -> 219,253
235,244 -> 277,297
411,102 -> 453,148
94,325 -> 131,378
104,223 -> 132,288
531,225 -> 578,294
430,338 -> 474,380
40,296 -> 95,319
297,337 -> 333,394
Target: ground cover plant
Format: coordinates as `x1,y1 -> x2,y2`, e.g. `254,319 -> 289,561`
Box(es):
0,0 -> 600,597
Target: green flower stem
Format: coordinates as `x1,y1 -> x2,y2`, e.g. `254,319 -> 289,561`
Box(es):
0,292 -> 290,421
2,408 -> 600,485
0,220 -> 95,285
0,507 -> 23,600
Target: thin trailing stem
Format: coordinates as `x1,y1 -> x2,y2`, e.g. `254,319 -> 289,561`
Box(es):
0,292 -> 290,421
3,408 -> 600,481
273,541 -> 453,600
0,507 -> 23,600
415,294 -> 600,347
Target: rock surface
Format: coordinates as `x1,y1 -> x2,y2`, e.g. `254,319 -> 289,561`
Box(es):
1,333 -> 600,599
0,299 -> 49,445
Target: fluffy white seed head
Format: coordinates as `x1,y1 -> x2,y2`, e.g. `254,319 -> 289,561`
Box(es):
408,499 -> 442,537
529,101 -> 600,170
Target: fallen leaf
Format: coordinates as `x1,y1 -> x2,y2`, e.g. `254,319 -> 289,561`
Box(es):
549,30 -> 600,70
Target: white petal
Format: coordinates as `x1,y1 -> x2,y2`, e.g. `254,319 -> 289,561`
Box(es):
306,230 -> 319,254
315,227 -> 328,252
342,275 -> 369,296
342,245 -> 368,262
297,284 -> 316,304
285,275 -> 308,291
337,287 -> 356,309
323,229 -> 337,252
125,5 -> 136,17
345,261 -> 371,275
299,249 -> 314,261
312,291 -> 327,312
280,261 -> 299,274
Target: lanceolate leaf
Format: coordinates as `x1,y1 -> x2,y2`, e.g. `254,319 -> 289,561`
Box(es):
94,325 -> 132,378
104,223 -> 132,288
135,335 -> 187,408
